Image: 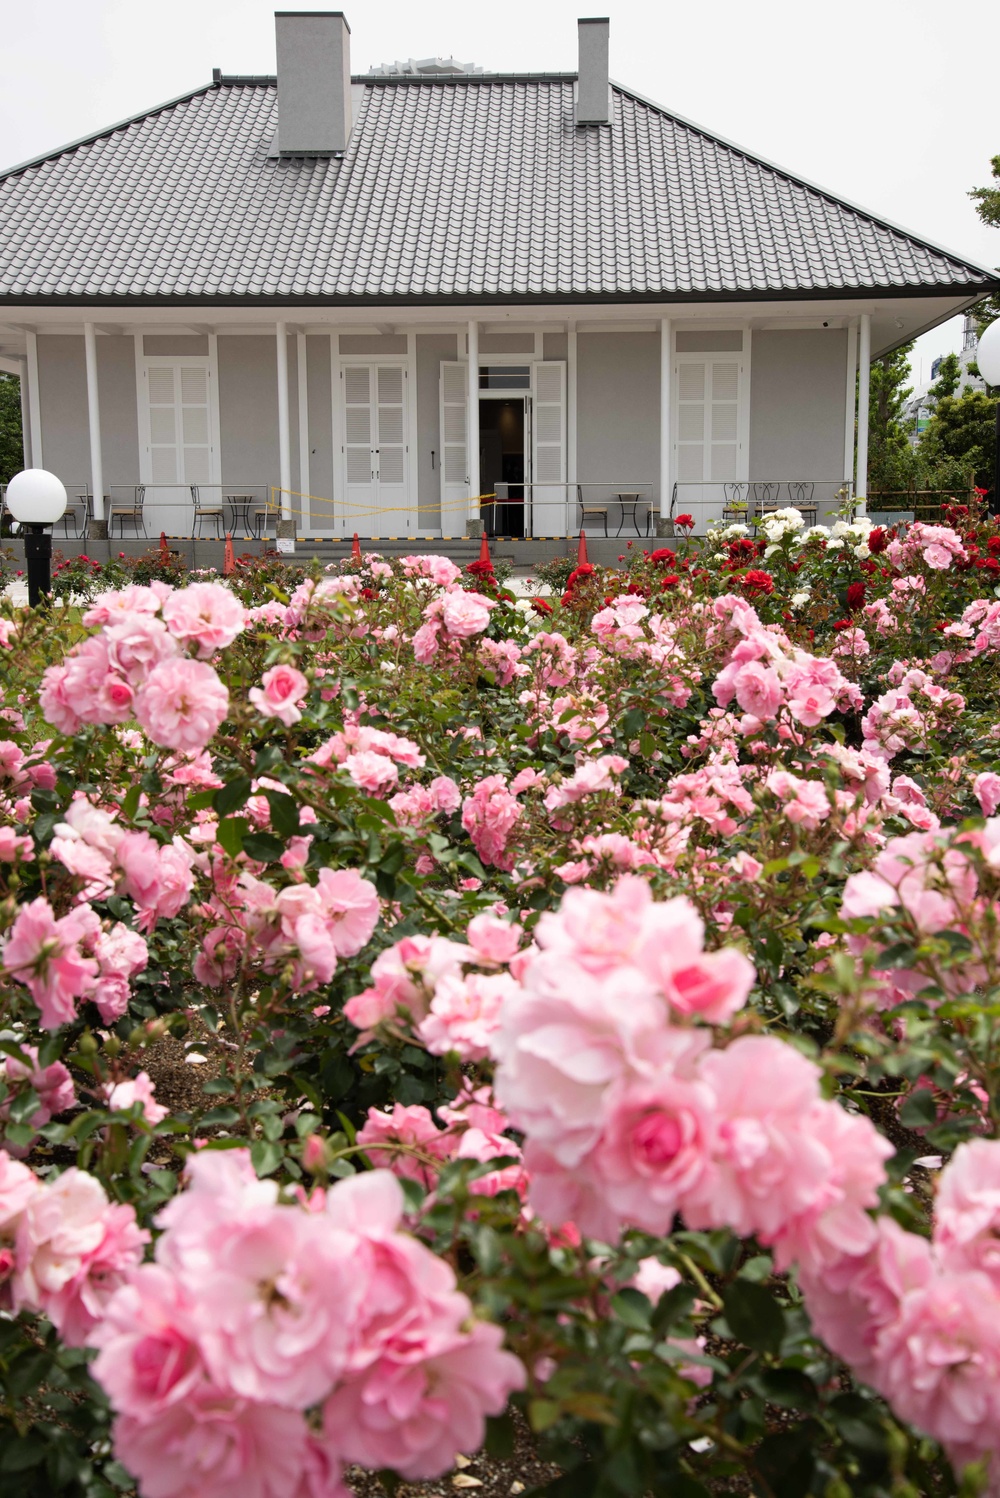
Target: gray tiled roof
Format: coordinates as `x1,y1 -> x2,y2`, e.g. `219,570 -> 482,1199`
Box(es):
0,76 -> 994,303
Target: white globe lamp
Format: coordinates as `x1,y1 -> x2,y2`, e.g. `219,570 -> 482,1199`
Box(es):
978,320 -> 1000,517
5,469 -> 68,606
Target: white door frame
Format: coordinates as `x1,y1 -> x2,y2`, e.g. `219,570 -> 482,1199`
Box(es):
334,353 -> 414,536
135,336 -> 221,535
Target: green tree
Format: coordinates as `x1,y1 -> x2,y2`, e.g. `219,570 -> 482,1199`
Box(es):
970,153 -> 1000,227
0,373 -> 24,487
928,351 -> 961,401
969,153 -> 1000,333
867,341 -> 920,492
921,387 -> 999,489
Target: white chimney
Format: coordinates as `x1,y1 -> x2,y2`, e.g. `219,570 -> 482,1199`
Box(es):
276,11 -> 352,155
576,17 -> 610,126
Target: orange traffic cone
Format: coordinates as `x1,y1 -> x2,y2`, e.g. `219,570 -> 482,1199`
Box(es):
577,530 -> 589,566
159,531 -> 169,560
478,532 -> 491,567
351,532 -> 362,562
223,533 -> 236,577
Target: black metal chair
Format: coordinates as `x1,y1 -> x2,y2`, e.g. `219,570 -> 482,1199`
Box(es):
578,486 -> 609,537
109,485 -> 146,538
722,482 -> 751,522
191,485 -> 226,537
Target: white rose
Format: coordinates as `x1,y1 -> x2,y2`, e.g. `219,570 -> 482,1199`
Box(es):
854,543 -> 871,559
791,591 -> 811,607
826,538 -> 845,551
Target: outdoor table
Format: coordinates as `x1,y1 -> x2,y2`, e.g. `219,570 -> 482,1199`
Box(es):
225,494 -> 255,535
616,493 -> 645,536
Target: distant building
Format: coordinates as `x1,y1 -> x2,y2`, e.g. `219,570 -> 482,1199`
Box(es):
903,312 -> 986,444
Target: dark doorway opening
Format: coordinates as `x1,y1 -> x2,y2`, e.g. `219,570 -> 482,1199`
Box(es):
479,398 -> 525,537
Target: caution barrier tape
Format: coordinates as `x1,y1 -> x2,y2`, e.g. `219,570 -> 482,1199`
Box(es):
267,488 -> 513,520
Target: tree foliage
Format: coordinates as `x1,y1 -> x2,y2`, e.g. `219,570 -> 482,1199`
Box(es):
921,387 -> 999,488
0,374 -> 24,488
866,342 -> 920,492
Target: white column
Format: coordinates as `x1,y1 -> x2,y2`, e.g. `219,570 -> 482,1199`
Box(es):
83,322 -> 105,522
844,321 -> 858,489
17,357 -> 31,467
466,320 -> 480,523
855,313 -> 871,514
296,331 -> 310,526
567,323 -> 578,534
659,317 -> 672,520
276,321 -> 292,521
24,330 -> 42,470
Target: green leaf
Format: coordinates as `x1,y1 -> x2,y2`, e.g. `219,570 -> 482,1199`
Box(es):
650,1281 -> 697,1333
899,1087 -> 938,1129
213,775 -> 253,817
485,1411 -> 516,1460
751,1368 -> 818,1411
752,1421 -> 818,1496
265,790 -> 301,838
216,816 -> 247,859
251,1139 -> 283,1176
121,783 -> 142,822
721,1278 -> 786,1356
611,1288 -> 652,1331
0,1431 -> 47,1472
242,832 -> 285,863
638,731 -> 656,758
199,1106 -> 241,1128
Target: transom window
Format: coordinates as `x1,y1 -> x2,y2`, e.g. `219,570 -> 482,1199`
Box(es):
479,365 -> 531,389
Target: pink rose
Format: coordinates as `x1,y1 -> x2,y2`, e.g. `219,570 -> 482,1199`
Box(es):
974,771 -> 1000,817
438,589 -> 496,638
15,1168 -> 148,1344
343,749 -> 398,796
419,971 -> 519,1061
250,665 -> 309,727
135,658 -> 229,752
934,1139 -> 1000,1283
2,897 -> 100,1030
161,581 -> 246,656
105,1071 -> 168,1125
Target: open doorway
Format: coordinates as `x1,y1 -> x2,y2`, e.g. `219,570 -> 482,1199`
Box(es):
478,397 -> 525,537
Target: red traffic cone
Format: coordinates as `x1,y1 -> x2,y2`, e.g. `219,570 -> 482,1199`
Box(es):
577,529 -> 589,566
223,533 -> 236,577
351,532 -> 362,562
159,530 -> 169,559
478,532 -> 491,567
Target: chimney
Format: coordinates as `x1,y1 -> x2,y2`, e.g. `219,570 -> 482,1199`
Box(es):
576,17 -> 610,126
275,11 -> 352,155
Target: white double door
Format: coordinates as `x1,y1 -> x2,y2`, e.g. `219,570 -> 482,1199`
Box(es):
340,362 -> 409,535
439,361 -> 566,537
673,355 -> 747,529
138,356 -> 220,536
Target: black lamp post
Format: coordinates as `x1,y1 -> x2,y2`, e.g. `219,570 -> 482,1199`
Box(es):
977,320 -> 1000,517
5,470 -> 68,607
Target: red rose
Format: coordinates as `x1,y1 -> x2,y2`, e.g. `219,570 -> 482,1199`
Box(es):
741,569 -> 774,596
831,618 -> 853,631
867,527 -> 887,555
531,598 -> 553,615
565,563 -> 596,589
661,574 -> 680,589
845,581 -> 865,612
674,514 -> 695,529
650,548 -> 677,566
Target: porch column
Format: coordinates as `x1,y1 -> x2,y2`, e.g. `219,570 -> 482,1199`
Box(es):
467,320 -> 480,525
24,330 -> 42,469
855,313 -> 871,514
844,321 -> 858,490
659,317 -> 672,520
16,357 -> 31,467
276,322 -> 292,522
296,331 -> 310,525
83,322 -> 105,524
567,323 -> 578,533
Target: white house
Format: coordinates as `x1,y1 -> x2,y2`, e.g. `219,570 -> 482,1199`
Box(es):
0,13 -> 996,542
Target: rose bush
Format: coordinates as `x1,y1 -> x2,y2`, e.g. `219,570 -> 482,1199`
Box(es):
3,503 -> 1000,1494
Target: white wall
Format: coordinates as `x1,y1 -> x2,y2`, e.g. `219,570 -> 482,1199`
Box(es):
217,335 -> 281,504
36,334 -> 139,495
749,329 -> 849,513
577,332 -> 660,512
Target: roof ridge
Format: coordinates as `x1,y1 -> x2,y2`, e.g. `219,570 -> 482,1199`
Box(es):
0,81 -> 217,181
609,79 -> 997,282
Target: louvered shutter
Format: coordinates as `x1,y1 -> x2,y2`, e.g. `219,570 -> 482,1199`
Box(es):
439,362 -> 468,530
531,361 -> 566,536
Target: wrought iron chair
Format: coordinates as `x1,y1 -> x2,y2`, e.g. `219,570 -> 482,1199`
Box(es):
751,481 -> 782,515
191,485 -> 226,538
786,481 -> 818,527
722,482 -> 751,523
577,486 -> 609,537
109,485 -> 146,538
60,487 -> 91,538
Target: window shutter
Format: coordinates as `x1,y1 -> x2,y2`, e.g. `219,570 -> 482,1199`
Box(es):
531,361 -> 566,536
344,365 -> 373,485
439,362 -> 468,529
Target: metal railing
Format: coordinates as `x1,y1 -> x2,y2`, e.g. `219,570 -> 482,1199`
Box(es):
669,479 -> 854,534
493,481 -> 656,537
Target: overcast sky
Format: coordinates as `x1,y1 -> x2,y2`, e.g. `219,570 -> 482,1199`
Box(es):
2,0 -> 997,391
